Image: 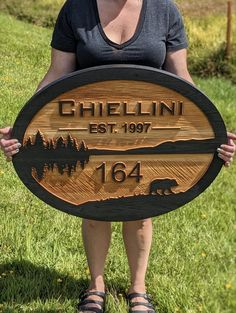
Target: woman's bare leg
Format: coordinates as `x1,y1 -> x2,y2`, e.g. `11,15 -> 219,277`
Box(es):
80,219 -> 111,312
122,218 -> 153,311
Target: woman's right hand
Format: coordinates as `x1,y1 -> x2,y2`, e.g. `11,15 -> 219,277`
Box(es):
0,127 -> 21,161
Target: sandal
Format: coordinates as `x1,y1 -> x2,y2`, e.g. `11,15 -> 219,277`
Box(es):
127,293 -> 157,313
76,290 -> 106,313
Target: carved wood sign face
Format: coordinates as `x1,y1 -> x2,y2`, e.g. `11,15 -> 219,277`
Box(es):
12,65 -> 227,221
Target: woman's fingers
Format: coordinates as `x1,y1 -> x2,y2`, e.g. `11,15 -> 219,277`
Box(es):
3,142 -> 21,154
0,127 -> 21,161
227,131 -> 236,141
219,144 -> 235,153
216,131 -> 236,167
0,139 -> 21,157
0,127 -> 12,140
217,147 -> 234,158
0,138 -> 19,149
218,153 -> 233,163
226,132 -> 236,150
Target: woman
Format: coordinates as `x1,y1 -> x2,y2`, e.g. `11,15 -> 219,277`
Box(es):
0,0 -> 236,312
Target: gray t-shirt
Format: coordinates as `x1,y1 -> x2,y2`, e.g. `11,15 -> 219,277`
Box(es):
51,0 -> 188,69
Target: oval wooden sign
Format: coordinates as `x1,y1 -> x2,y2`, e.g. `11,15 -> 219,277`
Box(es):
12,65 -> 227,221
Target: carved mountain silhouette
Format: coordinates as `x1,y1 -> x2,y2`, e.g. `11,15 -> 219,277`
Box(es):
18,131 -> 219,180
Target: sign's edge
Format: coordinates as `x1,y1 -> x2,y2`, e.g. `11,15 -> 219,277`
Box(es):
11,64 -> 227,221
12,64 -> 227,140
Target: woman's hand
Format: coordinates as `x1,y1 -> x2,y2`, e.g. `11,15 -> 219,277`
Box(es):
0,127 -> 21,162
217,132 -> 236,167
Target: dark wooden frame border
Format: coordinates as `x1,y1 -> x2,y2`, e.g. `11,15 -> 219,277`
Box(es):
12,65 -> 227,221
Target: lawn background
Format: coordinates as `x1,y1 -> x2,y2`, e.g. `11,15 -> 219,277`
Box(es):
0,1 -> 236,313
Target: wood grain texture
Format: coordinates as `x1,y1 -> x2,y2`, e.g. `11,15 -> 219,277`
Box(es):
23,80 -> 214,147
32,154 -> 213,206
12,65 -> 227,221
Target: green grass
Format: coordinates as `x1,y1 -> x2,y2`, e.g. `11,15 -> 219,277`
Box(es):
177,0 -> 236,16
185,15 -> 236,82
0,13 -> 236,313
0,0 -> 64,28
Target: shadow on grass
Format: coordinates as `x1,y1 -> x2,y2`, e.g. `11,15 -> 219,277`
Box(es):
0,259 -> 89,304
0,260 -> 128,308
0,260 -> 165,312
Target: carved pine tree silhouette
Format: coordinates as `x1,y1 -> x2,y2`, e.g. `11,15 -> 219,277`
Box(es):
22,130 -> 89,180
21,130 -> 218,181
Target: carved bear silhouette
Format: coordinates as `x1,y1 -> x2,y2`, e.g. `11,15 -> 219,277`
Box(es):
149,178 -> 178,195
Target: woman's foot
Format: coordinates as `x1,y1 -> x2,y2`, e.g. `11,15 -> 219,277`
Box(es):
76,290 -> 106,313
127,292 -> 156,313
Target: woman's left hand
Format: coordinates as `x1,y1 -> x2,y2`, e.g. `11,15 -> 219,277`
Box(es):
217,132 -> 236,167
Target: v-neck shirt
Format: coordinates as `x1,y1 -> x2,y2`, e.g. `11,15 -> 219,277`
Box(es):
51,0 -> 188,70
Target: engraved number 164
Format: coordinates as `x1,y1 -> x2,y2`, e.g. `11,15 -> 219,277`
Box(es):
96,162 -> 143,183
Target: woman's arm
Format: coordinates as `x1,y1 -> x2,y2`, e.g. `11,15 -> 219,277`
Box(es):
163,49 -> 194,84
36,48 -> 76,91
163,48 -> 236,166
0,49 -> 76,160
